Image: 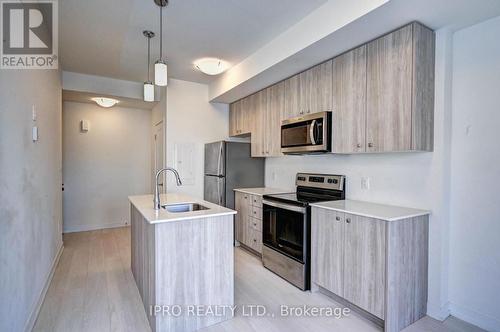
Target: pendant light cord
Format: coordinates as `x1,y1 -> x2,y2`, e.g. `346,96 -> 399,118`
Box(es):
159,6 -> 163,60
147,36 -> 151,81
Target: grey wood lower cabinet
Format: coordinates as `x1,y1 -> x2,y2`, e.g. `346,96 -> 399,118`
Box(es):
131,205 -> 234,332
311,207 -> 429,332
234,191 -> 263,255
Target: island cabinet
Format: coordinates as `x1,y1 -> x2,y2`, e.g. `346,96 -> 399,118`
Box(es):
130,199 -> 235,332
311,204 -> 429,332
332,22 -> 435,153
234,191 -> 263,254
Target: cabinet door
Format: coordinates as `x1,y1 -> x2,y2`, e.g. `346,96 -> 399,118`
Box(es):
366,25 -> 413,152
343,214 -> 386,319
229,100 -> 241,136
311,207 -> 344,296
265,82 -> 284,156
239,97 -> 251,135
235,192 -> 251,244
332,46 -> 367,153
250,90 -> 266,157
284,74 -> 301,119
301,60 -> 333,115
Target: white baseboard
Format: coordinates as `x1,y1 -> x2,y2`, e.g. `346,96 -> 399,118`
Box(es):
427,301 -> 451,321
450,302 -> 500,332
24,243 -> 64,332
63,221 -> 129,233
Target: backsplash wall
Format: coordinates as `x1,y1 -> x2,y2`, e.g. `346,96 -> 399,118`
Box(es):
265,153 -> 437,210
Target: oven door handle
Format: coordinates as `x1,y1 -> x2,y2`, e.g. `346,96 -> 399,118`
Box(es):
263,200 -> 306,214
309,120 -> 317,145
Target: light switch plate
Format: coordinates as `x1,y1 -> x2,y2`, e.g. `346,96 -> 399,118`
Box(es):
80,120 -> 90,132
361,177 -> 370,190
32,126 -> 38,142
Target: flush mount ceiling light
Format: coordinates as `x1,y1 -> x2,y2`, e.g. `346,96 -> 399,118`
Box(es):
143,30 -> 155,102
194,58 -> 230,75
91,97 -> 119,108
154,0 -> 168,86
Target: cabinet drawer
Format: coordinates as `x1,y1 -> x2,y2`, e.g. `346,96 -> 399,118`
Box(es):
250,206 -> 262,220
246,226 -> 262,253
248,216 -> 262,232
251,195 -> 262,207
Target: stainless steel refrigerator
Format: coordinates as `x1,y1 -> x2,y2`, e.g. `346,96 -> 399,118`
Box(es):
204,141 -> 264,209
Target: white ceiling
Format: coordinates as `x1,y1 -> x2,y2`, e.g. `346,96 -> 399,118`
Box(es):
59,0 -> 327,84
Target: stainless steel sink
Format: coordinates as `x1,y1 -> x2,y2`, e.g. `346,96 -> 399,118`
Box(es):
162,203 -> 209,213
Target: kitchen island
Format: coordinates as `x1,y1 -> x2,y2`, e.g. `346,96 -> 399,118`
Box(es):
129,193 -> 236,332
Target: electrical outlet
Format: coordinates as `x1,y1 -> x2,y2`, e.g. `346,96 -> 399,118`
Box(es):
361,177 -> 370,190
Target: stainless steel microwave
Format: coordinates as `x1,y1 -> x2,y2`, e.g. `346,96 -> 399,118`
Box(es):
281,111 -> 331,154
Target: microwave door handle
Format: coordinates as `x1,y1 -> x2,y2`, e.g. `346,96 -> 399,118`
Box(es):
309,120 -> 317,145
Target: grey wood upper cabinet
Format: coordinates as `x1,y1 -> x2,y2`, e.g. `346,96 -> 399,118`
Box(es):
301,60 -> 333,115
283,74 -> 301,119
250,90 -> 266,157
229,98 -> 252,137
332,22 -> 434,153
249,83 -> 284,157
343,213 -> 386,319
332,45 -> 367,153
232,22 -> 434,154
264,82 -> 285,157
229,100 -> 241,136
365,22 -> 435,152
283,61 -> 333,120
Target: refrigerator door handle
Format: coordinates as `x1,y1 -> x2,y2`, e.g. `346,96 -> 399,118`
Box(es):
217,178 -> 220,205
217,142 -> 223,176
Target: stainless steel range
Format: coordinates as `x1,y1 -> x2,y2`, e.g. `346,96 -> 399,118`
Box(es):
262,173 -> 345,290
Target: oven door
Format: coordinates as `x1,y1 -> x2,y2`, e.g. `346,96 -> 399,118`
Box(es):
281,111 -> 331,154
262,200 -> 306,262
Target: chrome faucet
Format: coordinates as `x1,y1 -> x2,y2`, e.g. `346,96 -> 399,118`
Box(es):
154,167 -> 182,210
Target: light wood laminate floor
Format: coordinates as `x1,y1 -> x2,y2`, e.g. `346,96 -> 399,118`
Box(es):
34,227 -> 483,332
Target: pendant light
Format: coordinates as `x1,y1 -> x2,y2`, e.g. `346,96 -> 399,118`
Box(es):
143,30 -> 155,102
154,0 -> 168,86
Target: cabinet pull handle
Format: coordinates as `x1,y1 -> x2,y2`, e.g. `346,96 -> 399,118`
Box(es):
357,143 -> 362,148
346,218 -> 351,224
336,216 -> 341,221
368,143 -> 374,148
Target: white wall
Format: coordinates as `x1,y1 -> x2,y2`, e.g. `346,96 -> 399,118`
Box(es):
0,70 -> 63,331
448,15 -> 500,331
165,79 -> 229,198
266,28 -> 455,321
62,101 -> 151,232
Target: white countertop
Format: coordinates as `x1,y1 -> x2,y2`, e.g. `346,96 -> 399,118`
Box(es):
129,193 -> 236,224
233,187 -> 292,196
310,200 -> 430,222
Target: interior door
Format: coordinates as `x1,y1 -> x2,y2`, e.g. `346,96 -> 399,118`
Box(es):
204,175 -> 226,206
152,121 -> 164,193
